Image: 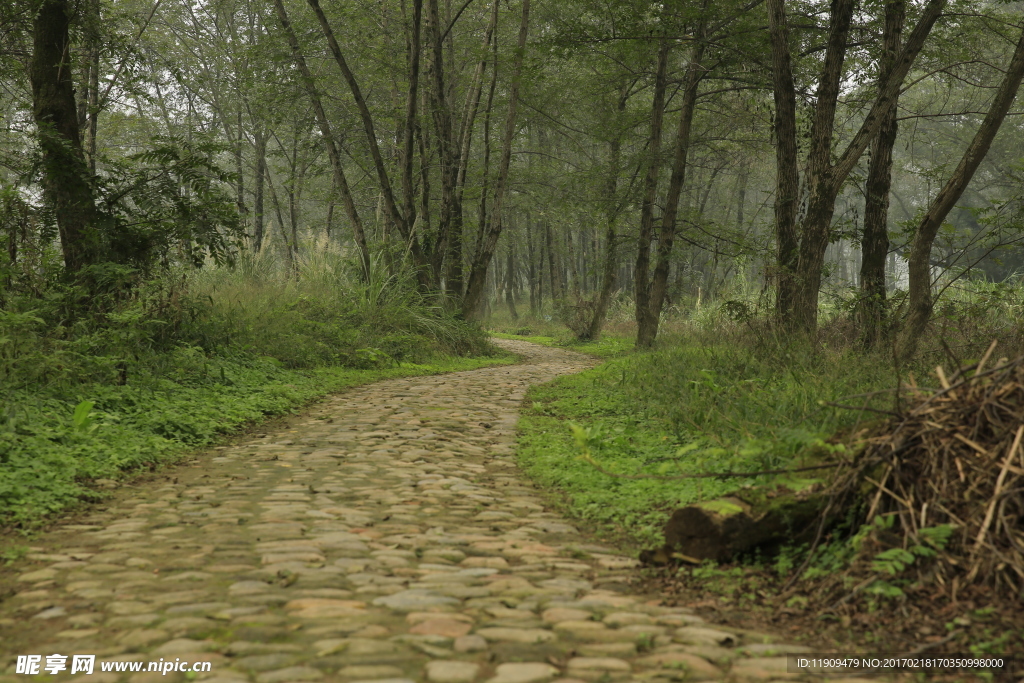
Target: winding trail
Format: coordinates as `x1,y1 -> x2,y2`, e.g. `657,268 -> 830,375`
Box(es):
1,340 -> 838,683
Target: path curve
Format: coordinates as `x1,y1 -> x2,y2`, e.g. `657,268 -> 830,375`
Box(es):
1,339 -> 827,683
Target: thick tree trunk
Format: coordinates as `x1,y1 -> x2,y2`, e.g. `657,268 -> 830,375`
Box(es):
30,0 -> 99,275
769,0 -> 944,332
898,25 -> 1024,360
273,0 -> 371,279
859,0 -> 905,347
634,41 -> 670,346
461,0 -> 530,319
789,0 -> 855,333
638,37 -> 706,349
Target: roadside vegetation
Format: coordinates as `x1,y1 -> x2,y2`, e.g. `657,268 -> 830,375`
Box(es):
497,282 -> 1024,659
0,245 -> 506,529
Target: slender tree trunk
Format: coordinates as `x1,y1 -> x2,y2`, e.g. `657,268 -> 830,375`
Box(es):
586,88 -> 628,340
526,214 -> 538,316
898,24 -> 1024,360
638,35 -> 706,348
859,0 -> 905,347
462,0 -> 530,319
30,0 -> 99,275
545,223 -> 562,301
447,0 -> 499,300
474,53 -> 499,263
266,166 -> 294,274
634,40 -> 670,345
307,0 -> 408,242
273,0 -> 370,279
234,110 -> 246,220
566,229 -> 581,299
505,241 -> 518,320
253,129 -> 267,251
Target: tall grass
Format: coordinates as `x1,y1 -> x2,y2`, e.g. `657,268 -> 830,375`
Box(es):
185,240 -> 489,367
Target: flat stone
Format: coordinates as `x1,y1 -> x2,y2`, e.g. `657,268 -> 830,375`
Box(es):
577,643 -> 636,657
409,617 -> 473,638
18,568 -> 57,582
673,626 -> 738,647
542,608 -> 592,624
372,590 -> 459,611
475,627 -> 556,644
565,658 -> 630,675
339,665 -> 405,679
453,635 -> 488,653
32,606 -> 67,619
635,652 -> 721,678
485,663 -> 559,683
603,612 -> 653,627
283,598 -> 366,618
424,661 -> 480,683
118,629 -> 169,649
460,557 -> 509,569
729,657 -> 798,680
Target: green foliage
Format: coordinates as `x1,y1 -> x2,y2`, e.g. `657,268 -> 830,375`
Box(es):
95,135 -> 246,270
517,327 -> 895,545
0,243 -> 504,528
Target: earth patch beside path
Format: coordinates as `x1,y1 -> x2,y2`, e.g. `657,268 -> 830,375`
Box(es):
0,340 -> 845,683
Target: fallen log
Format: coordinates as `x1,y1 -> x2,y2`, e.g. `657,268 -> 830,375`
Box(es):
640,477 -> 829,564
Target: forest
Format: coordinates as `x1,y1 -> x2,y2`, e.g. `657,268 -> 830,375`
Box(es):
3,0 -> 1024,668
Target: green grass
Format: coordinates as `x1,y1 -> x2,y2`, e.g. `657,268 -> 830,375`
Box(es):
0,243 -> 507,529
516,329 -> 897,547
0,347 -> 513,529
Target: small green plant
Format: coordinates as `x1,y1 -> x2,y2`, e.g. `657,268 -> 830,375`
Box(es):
1,545 -> 28,564
72,400 -> 98,434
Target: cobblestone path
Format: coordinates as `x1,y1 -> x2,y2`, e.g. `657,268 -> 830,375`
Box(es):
1,340 -> 849,683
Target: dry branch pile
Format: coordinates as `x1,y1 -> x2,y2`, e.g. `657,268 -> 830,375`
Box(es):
832,342 -> 1024,597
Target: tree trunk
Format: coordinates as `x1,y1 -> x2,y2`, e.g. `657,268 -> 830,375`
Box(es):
253,129 -> 267,251
461,0 -> 530,319
566,229 -> 581,300
526,213 -> 538,317
586,130 -> 623,341
770,0 -> 944,332
505,242 -> 518,320
634,40 -> 670,346
789,0 -> 855,332
273,0 -> 371,280
859,0 -> 905,347
30,0 -> 99,275
766,0 -> 800,327
639,36 -> 706,349
545,222 -> 563,301
898,24 -> 1024,360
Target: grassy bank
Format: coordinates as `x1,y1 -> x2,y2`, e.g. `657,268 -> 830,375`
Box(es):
0,246 -> 507,529
510,322 -> 896,546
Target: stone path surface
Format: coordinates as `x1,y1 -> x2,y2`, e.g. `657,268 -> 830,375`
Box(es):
1,340 -> 857,683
